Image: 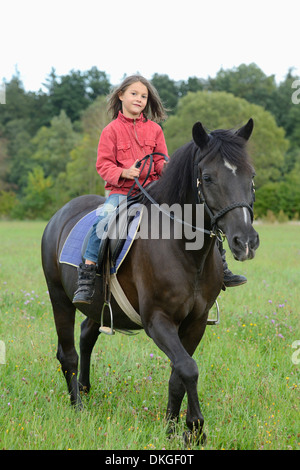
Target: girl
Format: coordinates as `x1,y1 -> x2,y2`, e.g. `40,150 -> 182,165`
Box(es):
73,75 -> 169,304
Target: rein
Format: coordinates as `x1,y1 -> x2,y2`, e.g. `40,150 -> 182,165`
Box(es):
127,151 -> 253,242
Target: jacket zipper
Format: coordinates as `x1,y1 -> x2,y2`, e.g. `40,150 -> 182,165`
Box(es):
133,120 -> 144,159
133,119 -> 140,144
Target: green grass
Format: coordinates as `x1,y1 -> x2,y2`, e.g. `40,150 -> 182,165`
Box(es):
0,221 -> 299,450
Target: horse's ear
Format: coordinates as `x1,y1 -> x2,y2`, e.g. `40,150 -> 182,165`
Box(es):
236,118 -> 254,141
192,122 -> 210,149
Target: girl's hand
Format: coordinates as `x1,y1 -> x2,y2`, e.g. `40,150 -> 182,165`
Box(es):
121,160 -> 140,180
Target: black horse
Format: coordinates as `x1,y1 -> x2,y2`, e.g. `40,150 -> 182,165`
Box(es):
41,119 -> 259,442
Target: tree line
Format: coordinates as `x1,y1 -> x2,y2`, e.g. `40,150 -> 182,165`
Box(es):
0,63 -> 299,220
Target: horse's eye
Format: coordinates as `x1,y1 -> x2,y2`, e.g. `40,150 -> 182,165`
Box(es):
202,174 -> 212,184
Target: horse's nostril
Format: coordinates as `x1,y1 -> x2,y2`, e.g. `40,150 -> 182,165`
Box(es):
252,233 -> 260,249
232,236 -> 244,249
248,233 -> 259,250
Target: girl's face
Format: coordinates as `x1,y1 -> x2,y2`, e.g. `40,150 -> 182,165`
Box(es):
118,81 -> 148,119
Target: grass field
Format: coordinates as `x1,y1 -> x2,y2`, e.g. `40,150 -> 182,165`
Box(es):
0,221 -> 299,450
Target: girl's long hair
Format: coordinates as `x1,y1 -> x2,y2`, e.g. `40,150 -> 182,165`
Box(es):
107,75 -> 168,122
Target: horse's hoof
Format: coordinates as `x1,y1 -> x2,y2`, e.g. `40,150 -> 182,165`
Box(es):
79,383 -> 90,394
183,430 -> 207,447
70,397 -> 84,411
74,401 -> 84,411
200,432 -> 207,446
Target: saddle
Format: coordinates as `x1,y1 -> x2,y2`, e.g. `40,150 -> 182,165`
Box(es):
80,199 -> 143,275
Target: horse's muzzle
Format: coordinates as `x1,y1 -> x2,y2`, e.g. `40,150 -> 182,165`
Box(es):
229,229 -> 260,262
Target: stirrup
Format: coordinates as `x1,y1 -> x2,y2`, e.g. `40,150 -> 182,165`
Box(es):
207,300 -> 220,325
99,301 -> 115,335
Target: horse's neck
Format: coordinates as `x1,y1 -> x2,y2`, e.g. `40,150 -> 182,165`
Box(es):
184,209 -> 216,273
187,233 -> 216,276
148,181 -> 217,271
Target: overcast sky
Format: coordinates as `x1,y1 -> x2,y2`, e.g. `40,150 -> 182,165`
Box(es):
1,0 -> 299,92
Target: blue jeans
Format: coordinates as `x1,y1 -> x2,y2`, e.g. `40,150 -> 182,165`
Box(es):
84,194 -> 127,263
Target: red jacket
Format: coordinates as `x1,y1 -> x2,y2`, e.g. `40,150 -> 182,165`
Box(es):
96,111 -> 169,195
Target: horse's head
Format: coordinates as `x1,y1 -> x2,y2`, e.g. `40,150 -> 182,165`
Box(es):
193,119 -> 259,261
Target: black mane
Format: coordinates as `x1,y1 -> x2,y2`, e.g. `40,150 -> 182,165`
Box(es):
148,141 -> 196,206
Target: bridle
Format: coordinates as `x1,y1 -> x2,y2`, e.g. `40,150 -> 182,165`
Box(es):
128,152 -> 254,241
196,166 -> 254,240
193,137 -> 255,240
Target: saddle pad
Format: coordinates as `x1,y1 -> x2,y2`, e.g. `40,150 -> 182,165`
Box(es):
59,209 -> 101,267
59,206 -> 143,273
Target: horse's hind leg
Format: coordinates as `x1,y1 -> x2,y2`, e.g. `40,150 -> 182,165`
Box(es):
79,318 -> 100,393
49,284 -> 83,409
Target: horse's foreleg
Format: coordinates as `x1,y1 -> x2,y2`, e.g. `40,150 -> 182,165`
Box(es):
166,365 -> 186,433
50,285 -> 83,409
79,318 -> 100,393
146,312 -> 204,440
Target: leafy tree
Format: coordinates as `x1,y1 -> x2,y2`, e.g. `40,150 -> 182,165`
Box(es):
0,190 -> 18,217
0,137 -> 9,190
0,74 -> 29,128
43,67 -> 111,122
62,96 -> 110,199
44,69 -> 89,122
85,67 -> 111,100
25,89 -> 52,133
255,178 -> 300,220
30,110 -> 79,179
209,63 -> 277,111
4,119 -> 35,191
177,76 -> 207,97
276,72 -> 300,149
20,166 -> 54,219
151,74 -> 179,113
163,91 -> 289,188
270,70 -> 298,133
